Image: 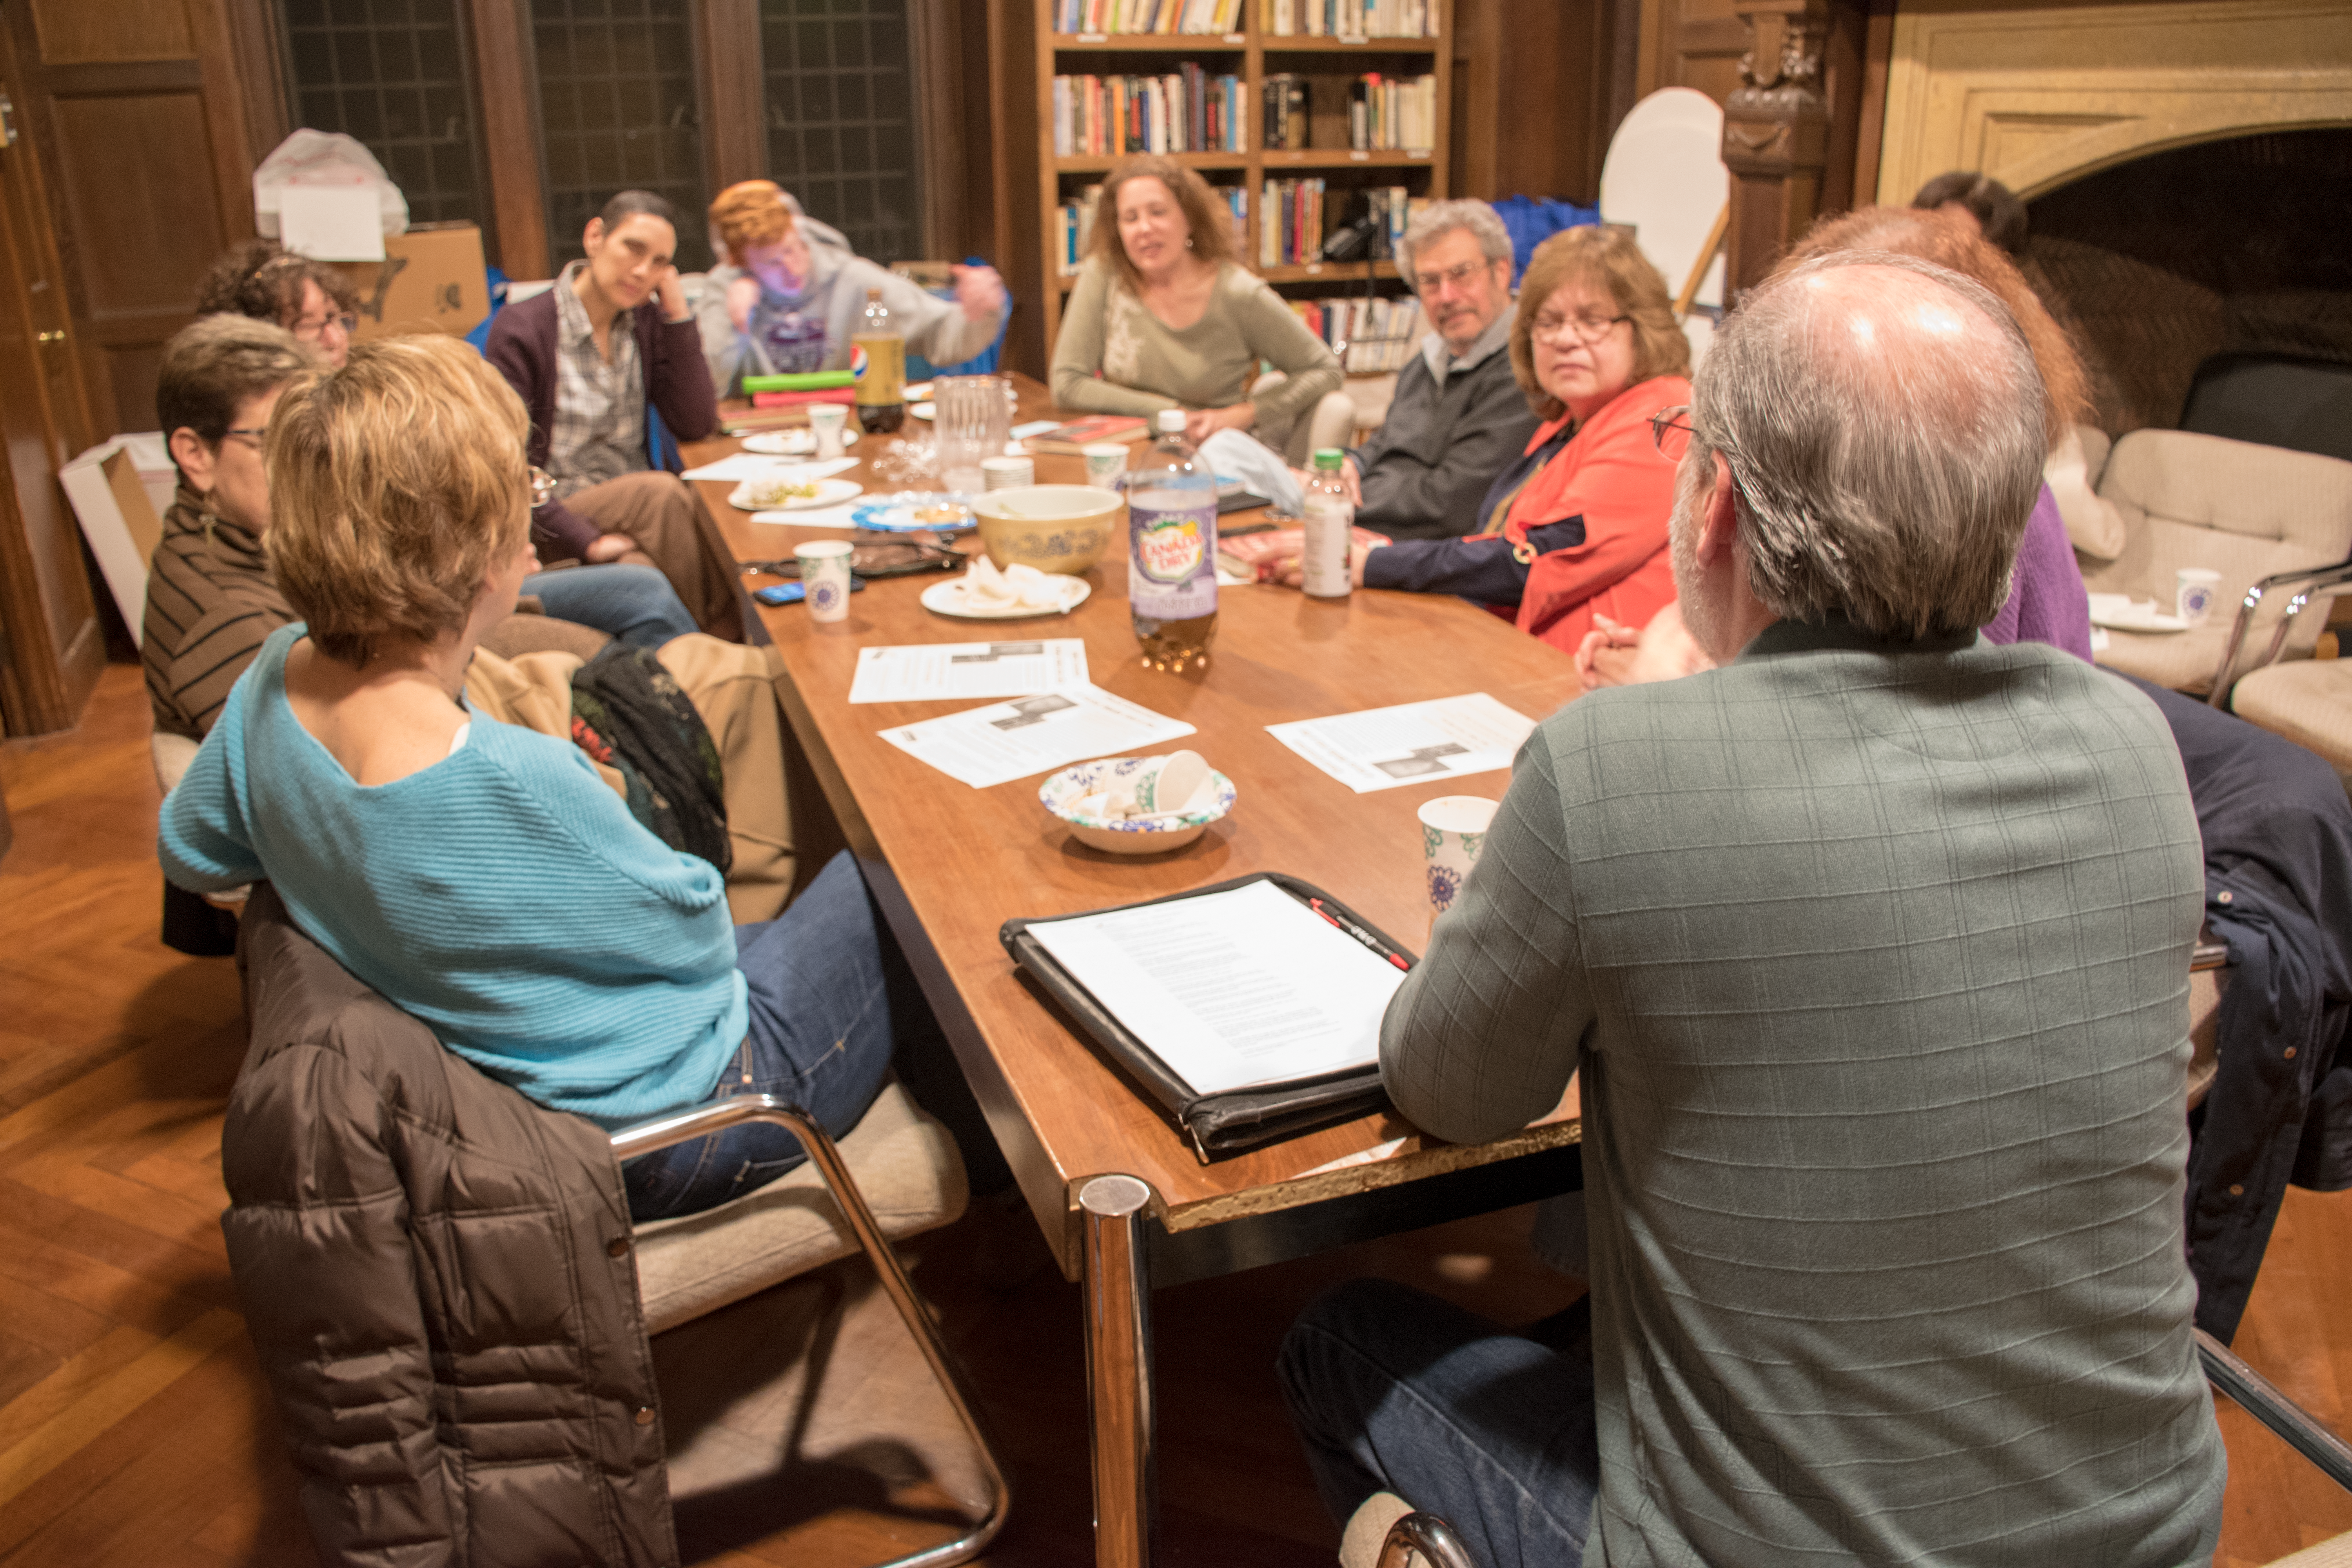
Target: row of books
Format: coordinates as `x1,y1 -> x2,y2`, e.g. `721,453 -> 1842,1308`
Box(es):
1261,0 -> 1437,36
1287,294 -> 1428,374
1259,180 -> 1421,267
1052,69 -> 1249,157
1347,73 -> 1436,152
1056,183 -> 1247,273
1263,74 -> 1311,151
1052,0 -> 1246,32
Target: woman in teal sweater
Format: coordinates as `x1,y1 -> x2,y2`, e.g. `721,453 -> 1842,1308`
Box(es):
158,336 -> 915,1221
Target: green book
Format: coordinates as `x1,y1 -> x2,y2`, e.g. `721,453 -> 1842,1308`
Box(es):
741,370 -> 857,392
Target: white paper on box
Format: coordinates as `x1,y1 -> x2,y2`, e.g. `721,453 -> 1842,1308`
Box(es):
1265,692 -> 1538,793
280,185 -> 387,261
1023,880 -> 1407,1095
849,639 -> 1089,704
878,684 -> 1193,789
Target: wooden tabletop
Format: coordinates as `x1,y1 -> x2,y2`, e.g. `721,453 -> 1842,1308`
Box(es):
687,374 -> 1582,1276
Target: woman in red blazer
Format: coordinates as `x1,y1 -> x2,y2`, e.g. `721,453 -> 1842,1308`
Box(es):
1276,227 -> 1691,657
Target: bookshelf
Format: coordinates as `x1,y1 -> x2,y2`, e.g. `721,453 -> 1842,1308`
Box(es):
1030,1 -> 1452,365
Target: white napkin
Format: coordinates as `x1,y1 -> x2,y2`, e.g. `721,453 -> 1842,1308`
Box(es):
1199,427 -> 1304,515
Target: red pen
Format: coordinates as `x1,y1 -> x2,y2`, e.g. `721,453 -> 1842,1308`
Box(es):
1311,898 -> 1411,971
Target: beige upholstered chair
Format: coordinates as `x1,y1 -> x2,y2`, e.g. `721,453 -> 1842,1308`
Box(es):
2083,430 -> 2352,695
1252,370 -> 1360,466
2233,657 -> 2352,797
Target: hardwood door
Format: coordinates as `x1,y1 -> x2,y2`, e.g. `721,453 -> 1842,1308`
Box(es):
4,0 -> 259,440
0,19 -> 104,736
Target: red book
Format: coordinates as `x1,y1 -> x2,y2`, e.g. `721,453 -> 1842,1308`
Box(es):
1025,414 -> 1151,454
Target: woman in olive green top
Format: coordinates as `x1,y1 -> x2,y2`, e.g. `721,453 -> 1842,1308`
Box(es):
1051,156 -> 1342,454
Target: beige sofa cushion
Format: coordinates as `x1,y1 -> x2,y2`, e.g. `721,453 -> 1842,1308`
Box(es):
2232,657 -> 2352,792
632,1080 -> 968,1335
2083,430 -> 2352,693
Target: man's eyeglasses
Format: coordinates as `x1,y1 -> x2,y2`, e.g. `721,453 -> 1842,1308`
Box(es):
1412,258 -> 1498,296
530,466 -> 559,507
221,426 -> 268,450
1530,311 -> 1630,345
292,312 -> 358,341
1650,406 -> 1696,463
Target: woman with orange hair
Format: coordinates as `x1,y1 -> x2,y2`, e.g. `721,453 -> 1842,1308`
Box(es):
694,180 -> 1007,397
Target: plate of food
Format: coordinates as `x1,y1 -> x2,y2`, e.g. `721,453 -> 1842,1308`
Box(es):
850,492 -> 978,533
920,557 -> 1091,618
2086,593 -> 2191,633
739,428 -> 859,457
728,474 -> 865,511
909,401 -> 937,421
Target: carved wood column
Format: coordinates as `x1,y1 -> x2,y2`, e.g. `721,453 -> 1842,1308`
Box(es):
1720,0 -> 1832,295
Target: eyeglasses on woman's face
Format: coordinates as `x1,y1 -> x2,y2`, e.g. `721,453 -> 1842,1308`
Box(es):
1530,309 -> 1630,345
291,310 -> 357,344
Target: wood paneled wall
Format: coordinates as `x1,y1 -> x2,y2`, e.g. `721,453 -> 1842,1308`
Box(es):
1452,0 -> 1628,208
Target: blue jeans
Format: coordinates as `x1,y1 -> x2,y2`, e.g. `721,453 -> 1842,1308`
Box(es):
621,853 -> 904,1220
1278,1279 -> 1602,1568
523,562 -> 698,649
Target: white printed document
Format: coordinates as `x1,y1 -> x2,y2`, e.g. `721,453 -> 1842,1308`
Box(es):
1024,880 -> 1409,1096
849,639 -> 1089,704
677,453 -> 858,483
1265,693 -> 1538,793
878,684 -> 1194,789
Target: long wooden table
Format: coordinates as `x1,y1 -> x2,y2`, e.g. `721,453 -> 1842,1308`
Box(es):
685,374 -> 1582,1566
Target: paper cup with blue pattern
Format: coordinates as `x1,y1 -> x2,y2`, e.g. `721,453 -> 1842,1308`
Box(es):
1419,795 -> 1499,933
793,538 -> 855,623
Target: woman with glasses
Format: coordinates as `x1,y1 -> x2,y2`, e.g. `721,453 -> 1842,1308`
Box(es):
1051,155 -> 1342,455
1272,226 -> 1690,657
196,241 -> 364,367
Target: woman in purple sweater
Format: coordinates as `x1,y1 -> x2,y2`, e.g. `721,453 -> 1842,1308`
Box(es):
1579,207 -> 2095,686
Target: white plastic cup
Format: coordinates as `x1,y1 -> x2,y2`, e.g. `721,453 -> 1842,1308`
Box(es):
982,454 -> 1035,492
807,402 -> 847,461
1419,795 -> 1500,929
1082,442 -> 1129,491
794,538 -> 855,623
2177,567 -> 2223,625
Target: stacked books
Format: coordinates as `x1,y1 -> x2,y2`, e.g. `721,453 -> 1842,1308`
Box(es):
1052,68 -> 1249,157
1259,0 -> 1437,36
1027,415 -> 1152,453
1287,294 -> 1427,373
1347,73 -> 1437,152
1054,0 -> 1246,32
1259,177 -> 1328,266
1056,184 -> 1242,274
1262,73 -> 1310,152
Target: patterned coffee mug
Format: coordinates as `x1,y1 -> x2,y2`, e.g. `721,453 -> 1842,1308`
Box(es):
1419,795 -> 1500,931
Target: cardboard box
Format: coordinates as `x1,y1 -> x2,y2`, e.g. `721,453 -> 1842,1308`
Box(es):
329,221 -> 490,342
60,434 -> 176,645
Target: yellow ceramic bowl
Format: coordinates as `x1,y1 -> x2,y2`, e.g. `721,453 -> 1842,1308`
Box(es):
971,485 -> 1121,576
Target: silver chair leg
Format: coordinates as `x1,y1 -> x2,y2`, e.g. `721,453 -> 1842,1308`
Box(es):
2198,1328 -> 2352,1494
1378,1511 -> 1479,1568
613,1094 -> 1012,1567
1080,1174 -> 1158,1568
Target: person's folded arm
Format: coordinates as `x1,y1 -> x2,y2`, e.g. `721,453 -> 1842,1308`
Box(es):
1381,737 -> 1592,1144
692,277 -> 761,400
875,263 -> 1004,371
1361,516 -> 1585,606
158,693 -> 265,893
530,498 -> 599,563
649,314 -> 719,442
1049,262 -> 1180,416
1238,283 -> 1343,430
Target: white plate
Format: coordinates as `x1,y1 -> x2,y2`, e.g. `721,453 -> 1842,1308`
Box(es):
2087,594 -> 2191,633
909,401 -> 936,421
904,381 -> 933,400
728,475 -> 864,512
920,575 -> 1091,619
739,428 -> 858,456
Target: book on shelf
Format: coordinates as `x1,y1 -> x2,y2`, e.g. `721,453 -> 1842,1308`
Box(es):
1286,291 -> 1426,374
1258,0 -> 1436,37
1346,73 -> 1437,153
1052,67 -> 1247,158
1261,73 -> 1310,152
1053,0 -> 1245,33
1258,176 -> 1327,266
1027,414 -> 1152,453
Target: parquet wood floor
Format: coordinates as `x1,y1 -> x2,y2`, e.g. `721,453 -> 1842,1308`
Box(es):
3,661 -> 2349,1566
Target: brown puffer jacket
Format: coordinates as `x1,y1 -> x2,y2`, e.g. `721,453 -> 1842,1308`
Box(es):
221,884 -> 680,1567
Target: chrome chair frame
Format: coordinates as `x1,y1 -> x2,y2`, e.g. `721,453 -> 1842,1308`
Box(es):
610,1093 -> 1011,1568
1376,1511 -> 1478,1568
2207,557 -> 2352,708
2198,1328 -> 2352,1494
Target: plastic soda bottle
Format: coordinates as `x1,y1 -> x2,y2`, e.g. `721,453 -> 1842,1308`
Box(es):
852,287 -> 905,434
1127,410 -> 1219,671
1301,448 -> 1354,600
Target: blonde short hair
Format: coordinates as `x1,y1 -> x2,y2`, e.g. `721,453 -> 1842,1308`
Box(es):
709,179 -> 797,259
266,336 -> 530,666
1508,227 -> 1688,423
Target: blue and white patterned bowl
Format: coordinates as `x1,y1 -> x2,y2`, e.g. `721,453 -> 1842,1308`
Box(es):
1039,756 -> 1237,855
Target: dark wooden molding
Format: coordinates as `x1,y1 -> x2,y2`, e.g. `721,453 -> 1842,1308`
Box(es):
186,0 -> 261,239
1719,0 -> 1867,293
699,0 -> 764,201
220,0 -> 291,163
466,0 -> 549,279
907,0 -> 966,258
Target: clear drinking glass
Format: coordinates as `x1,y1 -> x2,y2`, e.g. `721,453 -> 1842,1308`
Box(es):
933,374 -> 1010,494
